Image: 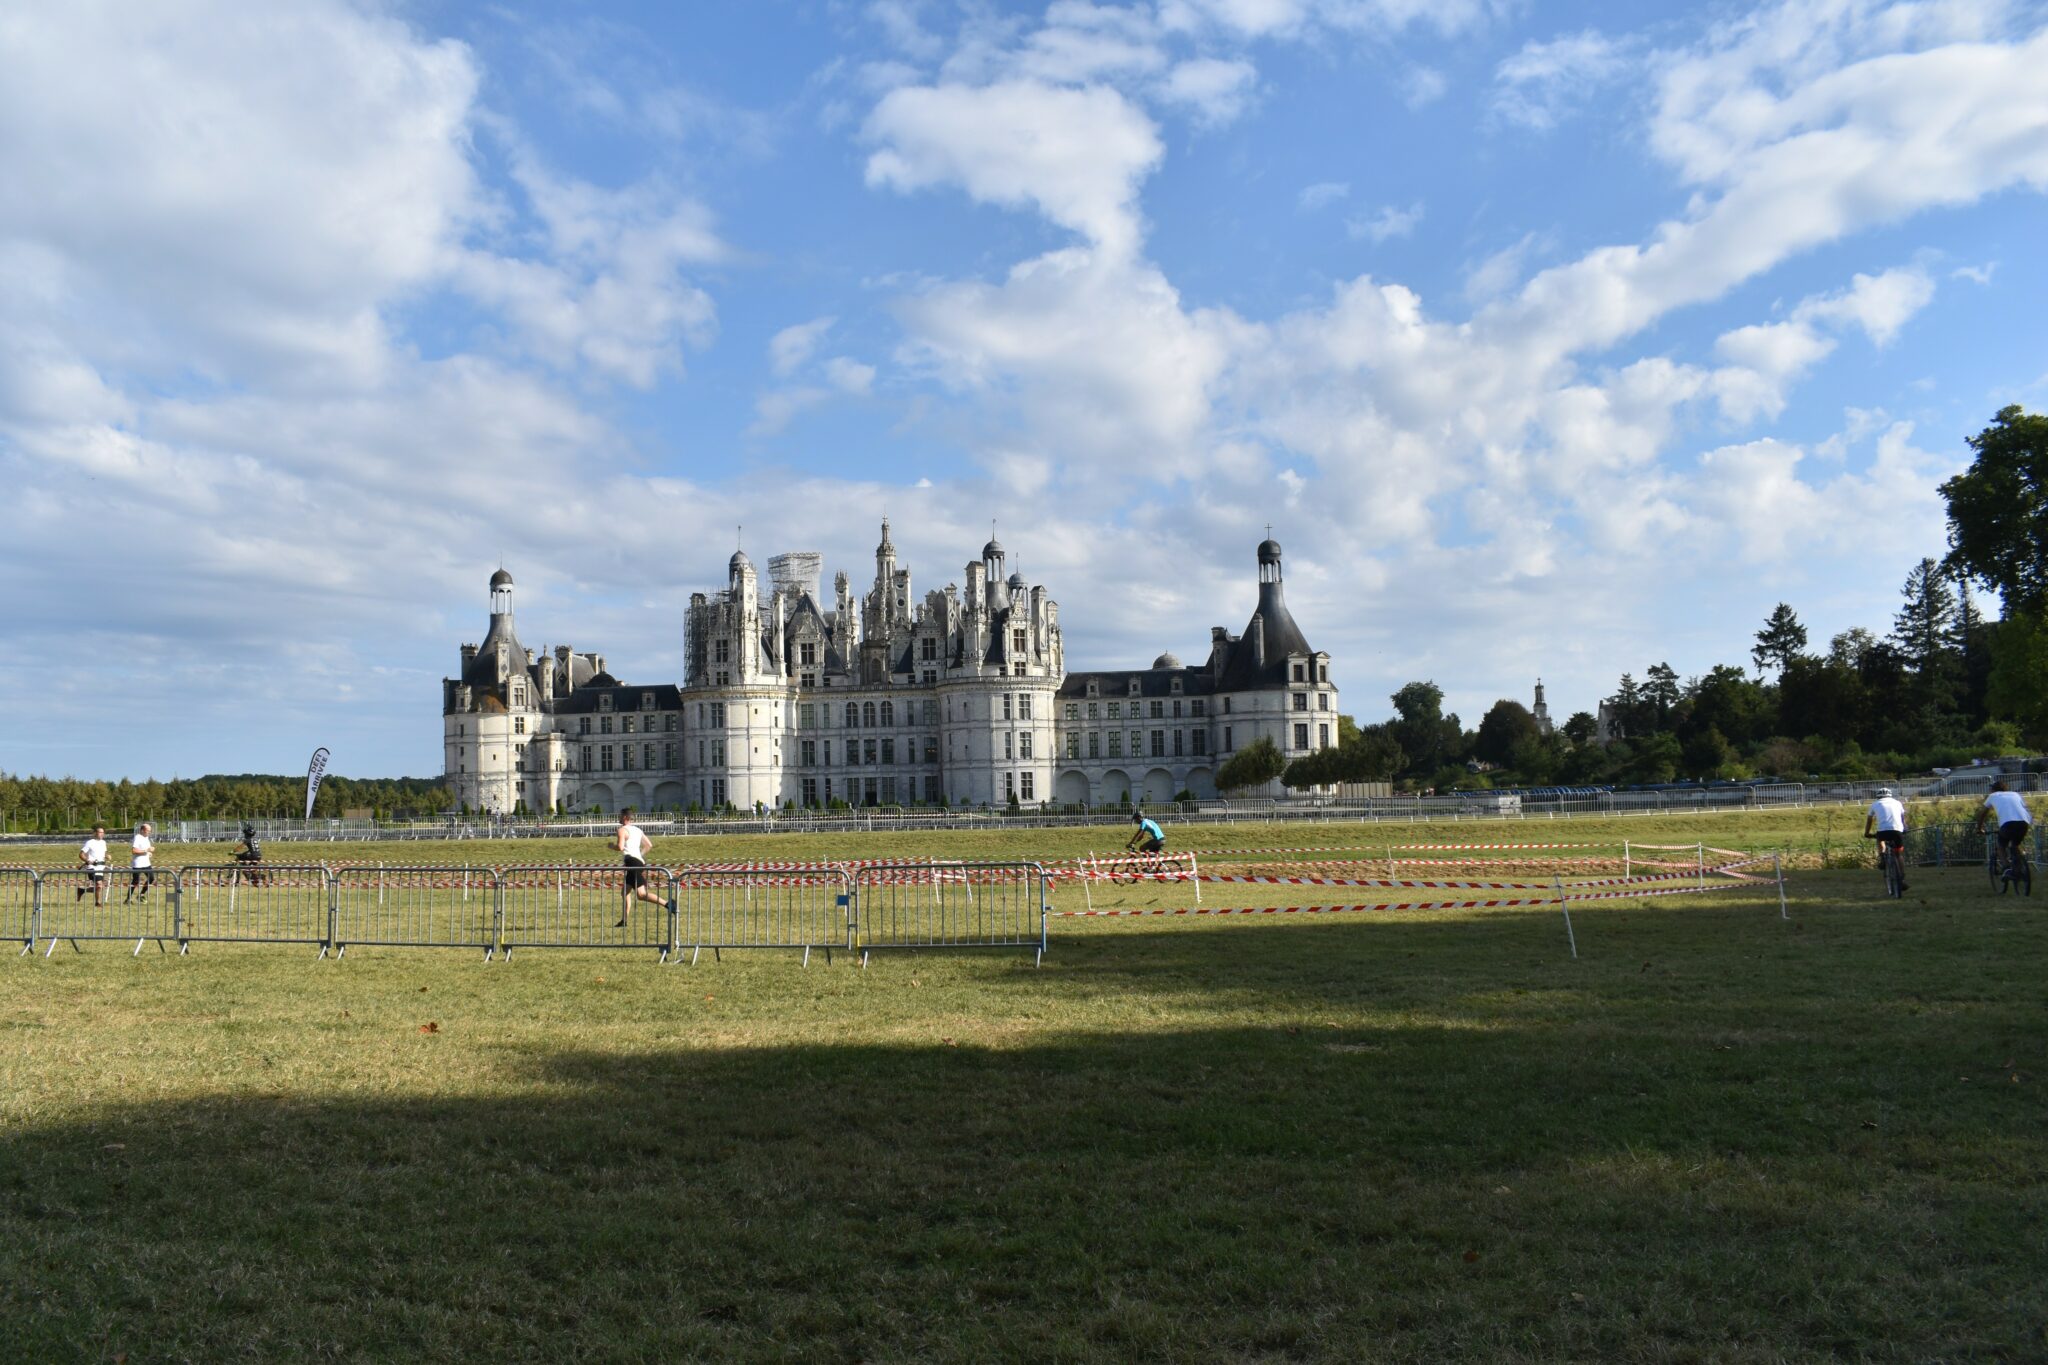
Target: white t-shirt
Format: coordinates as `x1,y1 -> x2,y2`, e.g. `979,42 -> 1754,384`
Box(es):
1985,790 -> 2031,825
80,837 -> 109,867
1867,797 -> 1905,833
131,834 -> 154,868
617,823 -> 650,861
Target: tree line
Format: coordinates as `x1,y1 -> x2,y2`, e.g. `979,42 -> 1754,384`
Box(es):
0,773 -> 450,832
1218,406 -> 2048,793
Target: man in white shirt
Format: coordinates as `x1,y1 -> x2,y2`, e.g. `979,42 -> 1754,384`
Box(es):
1974,781 -> 2033,879
125,823 -> 157,903
77,824 -> 111,905
1863,788 -> 1907,892
613,807 -> 665,928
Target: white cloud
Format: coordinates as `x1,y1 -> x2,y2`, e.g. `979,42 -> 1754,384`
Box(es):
1709,266 -> 1935,420
825,356 -> 877,393
1400,65 -> 1448,108
1347,202 -> 1425,243
864,80 -> 1164,256
1298,181 -> 1351,211
770,317 -> 836,377
1491,31 -> 1634,130
1951,261 -> 1996,284
1157,57 -> 1260,125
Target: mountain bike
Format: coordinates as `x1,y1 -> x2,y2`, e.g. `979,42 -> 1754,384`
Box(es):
1987,831 -> 2033,896
1871,834 -> 1905,899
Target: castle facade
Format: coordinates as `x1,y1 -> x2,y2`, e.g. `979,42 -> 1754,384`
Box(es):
442,528 -> 1336,814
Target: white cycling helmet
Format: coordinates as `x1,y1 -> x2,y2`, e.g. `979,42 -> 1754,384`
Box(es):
1876,787 -> 1894,798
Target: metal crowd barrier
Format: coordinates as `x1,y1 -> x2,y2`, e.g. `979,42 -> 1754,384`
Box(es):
5,868 -> 42,953
851,861 -> 1048,966
497,864 -> 677,961
173,865 -> 331,954
672,866 -> 852,965
331,865 -> 499,958
35,868 -> 177,956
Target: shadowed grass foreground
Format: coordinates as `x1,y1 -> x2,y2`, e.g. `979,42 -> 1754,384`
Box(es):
3,868 -> 2044,1361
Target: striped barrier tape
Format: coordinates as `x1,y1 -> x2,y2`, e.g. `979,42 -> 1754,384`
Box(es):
1053,895 -> 1567,918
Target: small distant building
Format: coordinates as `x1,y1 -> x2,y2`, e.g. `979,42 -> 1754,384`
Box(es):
1532,678 -> 1554,737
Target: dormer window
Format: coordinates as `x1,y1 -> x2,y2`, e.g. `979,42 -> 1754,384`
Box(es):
1085,680 -> 1099,698
1127,678 -> 1141,696
1170,678 -> 1183,694
641,693 -> 654,710
599,695 -> 612,712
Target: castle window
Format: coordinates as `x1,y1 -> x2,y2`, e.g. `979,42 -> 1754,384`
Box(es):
1012,628 -> 1027,654
800,641 -> 817,666
601,745 -> 613,770
1149,701 -> 1163,719
710,702 -> 726,726
600,695 -> 612,712
863,701 -> 877,727
666,743 -> 677,767
644,744 -> 655,768
581,745 -> 591,770
881,739 -> 895,764
1002,694 -> 1013,721
1085,680 -> 1099,698
1172,699 -> 1182,718
1191,700 -> 1205,718
1019,733 -> 1033,760
1065,704 -> 1078,721
921,670 -> 935,685
1108,733 -> 1122,757
1192,731 -> 1207,755
1294,724 -> 1309,749
1223,726 -> 1233,751
1106,701 -> 1120,720
864,739 -> 878,765
1293,693 -> 1308,711
1128,678 -> 1140,696
1150,731 -> 1165,758
601,716 -> 612,734
666,714 -> 678,731
1319,663 -> 1328,682
1013,663 -> 1025,676
641,693 -> 654,711
801,739 -> 816,765
1318,694 -> 1329,711
845,702 -> 858,728
714,640 -> 730,664
880,700 -> 894,726
923,738 -> 938,764
802,673 -> 815,687
1066,735 -> 1079,759
799,703 -> 815,730
920,637 -> 936,661
802,777 -> 818,806
514,717 -> 526,734
623,716 -> 635,734
1087,733 -> 1099,759
1018,694 -> 1032,720
1223,697 -> 1232,713
922,699 -> 938,725
1004,733 -> 1014,760
716,672 -> 729,686
1318,724 -> 1330,749
1173,731 -> 1183,757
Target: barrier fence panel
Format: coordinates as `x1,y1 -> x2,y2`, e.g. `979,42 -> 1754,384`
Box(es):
673,867 -> 852,964
4,869 -> 39,953
852,862 -> 1047,965
497,864 -> 677,959
37,868 -> 179,955
332,865 -> 500,957
173,865 -> 333,952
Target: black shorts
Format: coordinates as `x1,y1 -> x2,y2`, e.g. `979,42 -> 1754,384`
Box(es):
1997,820 -> 2031,850
1874,831 -> 1903,851
622,856 -> 648,890
1137,836 -> 1164,854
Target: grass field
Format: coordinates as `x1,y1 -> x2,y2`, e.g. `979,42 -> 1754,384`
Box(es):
4,812 -> 2044,1361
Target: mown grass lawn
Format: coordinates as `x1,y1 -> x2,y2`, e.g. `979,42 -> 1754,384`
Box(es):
2,819 -> 2043,1362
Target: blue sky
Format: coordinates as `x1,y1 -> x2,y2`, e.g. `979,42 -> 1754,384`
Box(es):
3,0 -> 2046,779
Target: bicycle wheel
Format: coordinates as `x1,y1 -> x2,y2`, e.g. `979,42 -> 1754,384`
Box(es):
2020,854 -> 2033,896
1886,851 -> 1905,899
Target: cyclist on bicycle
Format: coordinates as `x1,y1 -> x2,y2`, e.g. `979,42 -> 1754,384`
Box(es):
1973,781 -> 2032,878
1127,811 -> 1165,855
1864,787 -> 1907,892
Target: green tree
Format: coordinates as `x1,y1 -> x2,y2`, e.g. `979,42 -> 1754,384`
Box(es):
1474,699 -> 1540,766
1752,602 -> 1808,678
1644,662 -> 1681,729
1939,405 -> 2048,611
1561,711 -> 1598,745
1390,681 -> 1458,777
1986,606 -> 2048,746
1217,736 -> 1286,793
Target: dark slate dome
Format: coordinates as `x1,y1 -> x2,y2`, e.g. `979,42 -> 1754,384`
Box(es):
730,549 -> 753,574
1152,651 -> 1183,670
490,568 -> 514,588
1008,570 -> 1027,589
1257,538 -> 1283,565
982,537 -> 1004,559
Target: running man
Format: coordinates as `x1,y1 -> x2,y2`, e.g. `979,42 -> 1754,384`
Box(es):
614,807 -> 665,927
124,822 -> 156,903
1126,810 -> 1166,856
77,824 -> 111,905
1974,780 -> 2033,880
1863,787 -> 1907,893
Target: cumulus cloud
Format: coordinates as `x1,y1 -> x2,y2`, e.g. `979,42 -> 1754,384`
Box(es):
770,317 -> 836,376
1491,30 -> 1635,130
1298,181 -> 1351,211
864,80 -> 1164,256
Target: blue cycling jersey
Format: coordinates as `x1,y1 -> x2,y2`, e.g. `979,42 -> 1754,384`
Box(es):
1138,818 -> 1164,841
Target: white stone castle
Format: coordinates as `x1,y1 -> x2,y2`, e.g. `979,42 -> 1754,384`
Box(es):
443,527 -> 1337,814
